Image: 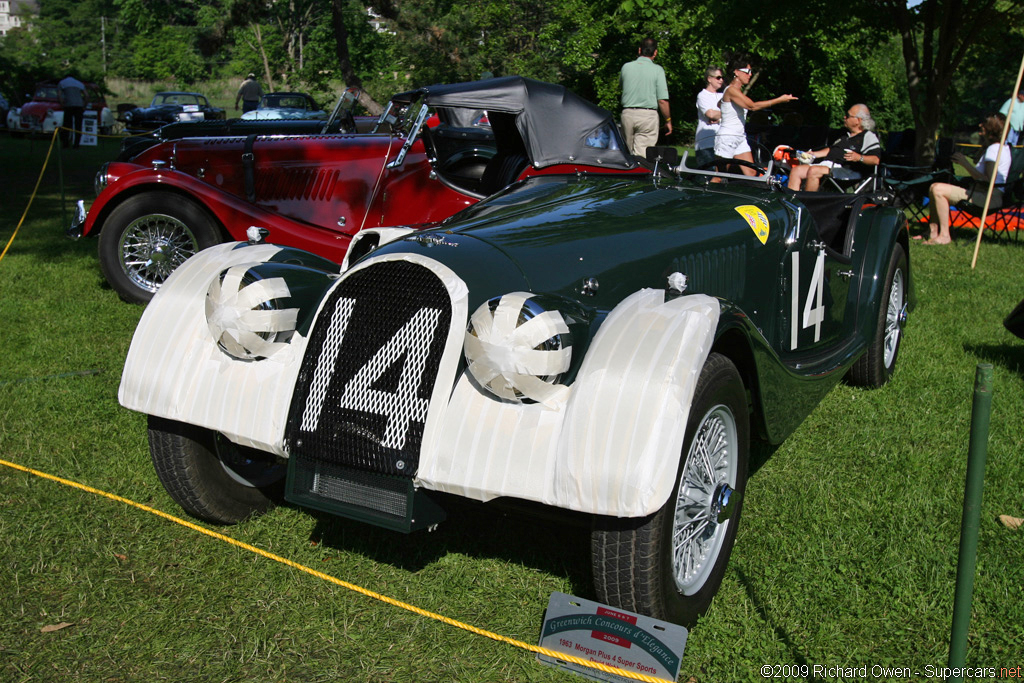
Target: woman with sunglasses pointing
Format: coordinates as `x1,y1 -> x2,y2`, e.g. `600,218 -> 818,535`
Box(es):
714,55 -> 797,175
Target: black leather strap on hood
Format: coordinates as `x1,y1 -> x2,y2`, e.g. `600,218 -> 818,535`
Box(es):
243,134 -> 257,202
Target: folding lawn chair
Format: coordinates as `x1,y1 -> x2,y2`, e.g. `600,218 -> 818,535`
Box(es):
949,145 -> 1024,240
883,137 -> 957,224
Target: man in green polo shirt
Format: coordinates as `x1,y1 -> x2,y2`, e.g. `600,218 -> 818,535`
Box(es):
620,37 -> 672,158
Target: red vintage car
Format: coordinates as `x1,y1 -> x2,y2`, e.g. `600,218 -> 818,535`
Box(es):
7,81 -> 115,136
69,77 -> 647,303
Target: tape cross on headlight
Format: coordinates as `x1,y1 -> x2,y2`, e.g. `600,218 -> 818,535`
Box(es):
206,264 -> 300,360
464,292 -> 571,407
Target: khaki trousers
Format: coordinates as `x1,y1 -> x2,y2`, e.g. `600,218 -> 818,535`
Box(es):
621,108 -> 659,158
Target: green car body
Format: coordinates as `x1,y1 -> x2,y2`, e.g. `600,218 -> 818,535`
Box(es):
120,167 -> 911,627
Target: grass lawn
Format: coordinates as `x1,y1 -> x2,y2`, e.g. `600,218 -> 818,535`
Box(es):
0,133 -> 1021,682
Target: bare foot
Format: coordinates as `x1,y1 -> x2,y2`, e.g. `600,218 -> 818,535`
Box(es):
922,237 -> 952,245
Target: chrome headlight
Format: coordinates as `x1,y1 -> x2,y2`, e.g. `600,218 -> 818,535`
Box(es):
206,264 -> 300,360
464,292 -> 575,406
94,162 -> 110,196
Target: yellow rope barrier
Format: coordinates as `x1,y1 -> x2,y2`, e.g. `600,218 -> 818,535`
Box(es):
0,457 -> 675,683
0,129 -> 60,264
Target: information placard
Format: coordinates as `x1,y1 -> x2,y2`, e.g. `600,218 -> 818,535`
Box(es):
537,592 -> 688,682
80,112 -> 98,146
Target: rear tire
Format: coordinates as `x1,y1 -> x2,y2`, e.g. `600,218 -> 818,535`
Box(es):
148,416 -> 285,524
591,353 -> 749,627
98,192 -> 221,304
849,244 -> 907,387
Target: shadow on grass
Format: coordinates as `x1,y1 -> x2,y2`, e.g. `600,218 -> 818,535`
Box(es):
749,440 -> 781,477
304,438 -> 788,601
307,496 -> 593,597
963,341 -> 1024,379
734,565 -> 824,683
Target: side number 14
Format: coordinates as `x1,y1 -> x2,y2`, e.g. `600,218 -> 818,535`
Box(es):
790,249 -> 826,350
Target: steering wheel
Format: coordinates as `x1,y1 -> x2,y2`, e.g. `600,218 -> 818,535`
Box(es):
698,158 -> 769,177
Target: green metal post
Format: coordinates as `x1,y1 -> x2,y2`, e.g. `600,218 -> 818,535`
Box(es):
947,363 -> 994,682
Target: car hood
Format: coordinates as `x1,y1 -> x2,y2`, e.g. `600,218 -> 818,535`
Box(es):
21,101 -> 58,117
375,174 -> 787,309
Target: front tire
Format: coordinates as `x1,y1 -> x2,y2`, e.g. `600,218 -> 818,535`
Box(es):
148,416 -> 285,524
591,353 -> 750,627
98,192 -> 221,304
849,244 -> 907,387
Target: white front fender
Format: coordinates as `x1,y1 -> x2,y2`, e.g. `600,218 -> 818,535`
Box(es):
418,289 -> 720,517
119,242 -> 305,455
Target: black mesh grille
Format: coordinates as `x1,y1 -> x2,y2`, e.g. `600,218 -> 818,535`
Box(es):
285,260 -> 452,477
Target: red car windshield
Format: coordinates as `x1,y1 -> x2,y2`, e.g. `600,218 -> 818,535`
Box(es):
33,86 -> 59,100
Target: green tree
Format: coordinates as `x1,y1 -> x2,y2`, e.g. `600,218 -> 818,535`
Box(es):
124,27 -> 206,83
873,0 -> 1024,165
0,0 -> 118,86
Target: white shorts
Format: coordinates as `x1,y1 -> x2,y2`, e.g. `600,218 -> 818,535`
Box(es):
714,131 -> 751,158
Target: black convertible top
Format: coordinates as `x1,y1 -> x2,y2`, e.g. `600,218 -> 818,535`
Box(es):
393,76 -> 636,170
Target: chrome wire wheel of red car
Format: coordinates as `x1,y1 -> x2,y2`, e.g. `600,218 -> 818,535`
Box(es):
849,243 -> 907,387
591,353 -> 749,627
98,192 -> 221,304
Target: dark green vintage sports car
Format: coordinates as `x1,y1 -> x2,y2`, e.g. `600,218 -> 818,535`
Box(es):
118,160 -> 911,627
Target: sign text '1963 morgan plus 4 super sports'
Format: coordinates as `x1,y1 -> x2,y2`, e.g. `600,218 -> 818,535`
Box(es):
118,157 -> 912,627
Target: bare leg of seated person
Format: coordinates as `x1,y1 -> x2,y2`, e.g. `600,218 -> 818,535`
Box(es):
787,164 -> 810,191
803,165 -> 832,192
924,182 -> 967,245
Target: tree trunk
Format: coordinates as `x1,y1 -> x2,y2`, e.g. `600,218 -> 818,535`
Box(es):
882,0 -> 1001,168
331,0 -> 383,114
250,23 -> 275,92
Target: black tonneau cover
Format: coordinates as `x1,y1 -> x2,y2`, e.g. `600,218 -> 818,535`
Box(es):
393,76 -> 636,171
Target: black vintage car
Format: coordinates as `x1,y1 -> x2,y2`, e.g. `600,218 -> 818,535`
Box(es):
113,88 -> 368,161
120,91 -> 225,134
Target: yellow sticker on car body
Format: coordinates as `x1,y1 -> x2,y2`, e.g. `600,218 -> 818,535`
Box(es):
735,205 -> 770,245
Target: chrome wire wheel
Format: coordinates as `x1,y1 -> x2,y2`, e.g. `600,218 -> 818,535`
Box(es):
883,268 -> 906,370
671,403 -> 738,595
118,213 -> 200,293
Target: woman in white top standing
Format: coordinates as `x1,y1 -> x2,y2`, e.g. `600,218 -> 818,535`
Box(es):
922,113 -> 1012,245
714,55 -> 797,176
694,65 -> 724,168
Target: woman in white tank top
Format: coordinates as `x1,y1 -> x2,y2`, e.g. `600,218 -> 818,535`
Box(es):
714,56 -> 797,176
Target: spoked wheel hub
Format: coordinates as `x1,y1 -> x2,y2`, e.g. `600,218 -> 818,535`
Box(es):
709,483 -> 736,525
118,213 -> 200,293
671,404 -> 740,596
883,269 -> 906,369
